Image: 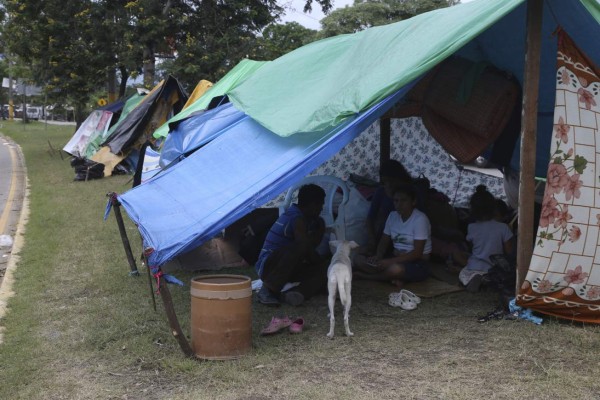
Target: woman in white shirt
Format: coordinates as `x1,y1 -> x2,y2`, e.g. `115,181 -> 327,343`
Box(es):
354,184 -> 432,286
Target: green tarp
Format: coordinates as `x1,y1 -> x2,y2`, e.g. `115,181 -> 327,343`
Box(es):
582,0 -> 600,22
228,0 -> 526,137
152,59 -> 267,139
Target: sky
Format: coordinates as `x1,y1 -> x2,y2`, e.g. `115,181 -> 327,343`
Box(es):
280,0 -> 476,30
279,0 -> 355,30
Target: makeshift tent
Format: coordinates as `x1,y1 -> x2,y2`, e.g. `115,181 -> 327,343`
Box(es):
78,94 -> 146,160
139,147 -> 161,183
63,99 -> 125,158
152,59 -> 267,140
184,80 -> 213,108
92,76 -> 187,177
114,0 -> 600,323
117,88 -> 409,266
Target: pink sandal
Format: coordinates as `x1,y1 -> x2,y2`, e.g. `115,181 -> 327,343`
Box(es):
260,316 -> 293,336
288,317 -> 305,334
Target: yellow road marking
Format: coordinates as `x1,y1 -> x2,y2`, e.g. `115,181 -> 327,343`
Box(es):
0,141 -> 17,234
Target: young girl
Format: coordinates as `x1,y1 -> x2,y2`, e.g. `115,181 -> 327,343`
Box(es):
460,185 -> 513,292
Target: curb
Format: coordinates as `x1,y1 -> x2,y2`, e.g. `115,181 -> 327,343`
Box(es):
0,137 -> 28,344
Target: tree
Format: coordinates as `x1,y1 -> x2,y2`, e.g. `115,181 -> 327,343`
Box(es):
118,0 -> 182,89
1,0 -> 108,125
0,0 -> 337,116
161,0 -> 282,88
319,0 -> 460,38
251,22 -> 318,61
92,0 -> 144,99
108,0 -> 333,90
123,0 -> 334,89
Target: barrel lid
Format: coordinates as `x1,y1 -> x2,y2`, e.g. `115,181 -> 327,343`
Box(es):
191,274 -> 251,290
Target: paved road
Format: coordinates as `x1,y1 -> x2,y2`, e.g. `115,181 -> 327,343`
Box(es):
0,135 -> 26,283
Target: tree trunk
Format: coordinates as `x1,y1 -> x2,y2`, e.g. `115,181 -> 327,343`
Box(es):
143,45 -> 156,89
74,102 -> 86,129
118,65 -> 129,99
107,68 -> 118,103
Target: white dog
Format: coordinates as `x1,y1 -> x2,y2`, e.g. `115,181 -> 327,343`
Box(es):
327,240 -> 359,339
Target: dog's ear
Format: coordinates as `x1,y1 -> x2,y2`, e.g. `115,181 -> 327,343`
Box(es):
348,241 -> 359,249
329,240 -> 340,247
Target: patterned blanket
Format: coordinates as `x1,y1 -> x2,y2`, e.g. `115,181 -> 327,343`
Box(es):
517,31 -> 600,323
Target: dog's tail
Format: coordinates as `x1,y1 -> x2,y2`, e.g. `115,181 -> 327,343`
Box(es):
337,279 -> 348,306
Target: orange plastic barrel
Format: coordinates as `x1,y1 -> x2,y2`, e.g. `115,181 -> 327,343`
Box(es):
190,274 -> 252,360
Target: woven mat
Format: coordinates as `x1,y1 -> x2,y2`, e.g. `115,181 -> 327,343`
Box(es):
404,277 -> 463,298
354,263 -> 463,299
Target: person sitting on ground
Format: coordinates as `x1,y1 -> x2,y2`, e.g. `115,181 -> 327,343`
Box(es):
365,159 -> 414,254
354,184 -> 432,287
459,185 -> 514,292
255,184 -> 328,306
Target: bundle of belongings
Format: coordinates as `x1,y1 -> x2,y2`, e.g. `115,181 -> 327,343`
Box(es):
71,157 -> 105,181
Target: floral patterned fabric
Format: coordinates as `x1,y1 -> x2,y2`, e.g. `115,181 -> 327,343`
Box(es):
389,118 -> 504,207
267,117 -> 504,208
517,31 -> 600,323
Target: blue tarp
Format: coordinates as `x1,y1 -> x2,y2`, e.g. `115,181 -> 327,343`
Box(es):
98,99 -> 125,113
119,87 -> 413,266
159,103 -> 246,168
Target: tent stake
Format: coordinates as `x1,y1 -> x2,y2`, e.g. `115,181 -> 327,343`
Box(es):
157,273 -> 195,358
108,193 -> 140,276
516,0 -> 543,292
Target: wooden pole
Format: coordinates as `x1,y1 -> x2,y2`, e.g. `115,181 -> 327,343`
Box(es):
157,274 -> 195,358
380,117 -> 391,168
516,0 -> 543,292
107,192 -> 140,276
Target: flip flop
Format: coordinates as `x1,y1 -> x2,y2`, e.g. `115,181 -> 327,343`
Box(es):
289,317 -> 304,334
260,316 -> 293,336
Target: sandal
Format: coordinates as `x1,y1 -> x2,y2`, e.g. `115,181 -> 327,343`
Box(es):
289,317 -> 305,334
388,292 -> 417,310
400,289 -> 421,304
477,307 -> 507,323
260,316 -> 293,335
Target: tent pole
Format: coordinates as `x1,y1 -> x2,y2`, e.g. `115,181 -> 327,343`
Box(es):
516,0 -> 543,293
380,117 -> 391,167
108,193 -> 140,276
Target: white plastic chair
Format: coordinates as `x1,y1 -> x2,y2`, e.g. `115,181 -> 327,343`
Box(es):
278,175 -> 350,240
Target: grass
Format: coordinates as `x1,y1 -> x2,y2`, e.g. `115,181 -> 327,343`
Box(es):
1,120 -> 600,399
